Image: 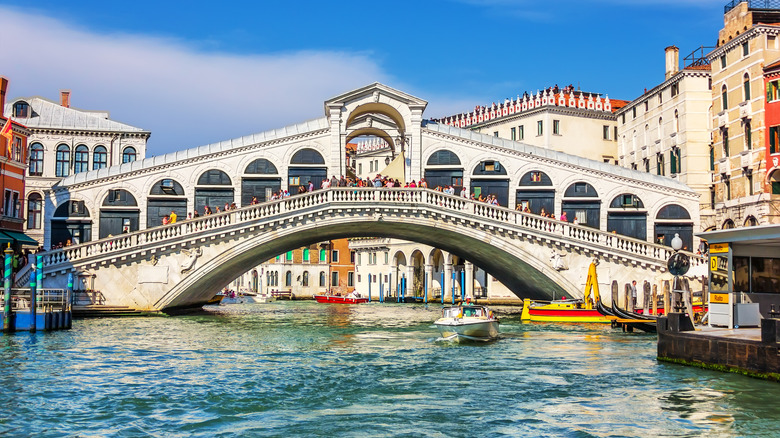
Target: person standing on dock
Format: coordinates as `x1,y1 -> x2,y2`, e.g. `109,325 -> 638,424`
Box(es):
630,280 -> 637,308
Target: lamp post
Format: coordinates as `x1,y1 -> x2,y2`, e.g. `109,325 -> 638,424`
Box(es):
667,233 -> 692,323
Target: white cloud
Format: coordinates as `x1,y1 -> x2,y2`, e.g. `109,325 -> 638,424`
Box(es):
0,6 -> 392,155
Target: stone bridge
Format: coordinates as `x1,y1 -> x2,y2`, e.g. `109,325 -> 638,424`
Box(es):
29,187 -> 704,312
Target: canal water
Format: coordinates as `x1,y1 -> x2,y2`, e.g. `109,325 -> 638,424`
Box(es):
2,302 -> 780,437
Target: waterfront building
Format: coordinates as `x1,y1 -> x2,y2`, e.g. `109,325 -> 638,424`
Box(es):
616,47 -> 714,235
3,89 -> 150,246
707,1 -> 780,228
0,77 -> 34,250
435,86 -> 629,166
763,60 -> 780,197
349,238 -> 518,301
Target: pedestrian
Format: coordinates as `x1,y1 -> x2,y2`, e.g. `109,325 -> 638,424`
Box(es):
630,280 -> 637,308
169,210 -> 177,224
560,211 -> 568,222
162,215 -> 170,225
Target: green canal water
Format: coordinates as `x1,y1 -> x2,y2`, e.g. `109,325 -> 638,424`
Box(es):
2,301 -> 780,437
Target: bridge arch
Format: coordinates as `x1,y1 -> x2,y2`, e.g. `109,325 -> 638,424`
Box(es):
606,193 -> 647,241
516,170 -> 555,214
345,102 -> 408,136
287,147 -> 327,191
195,169 -> 234,214
469,157 -> 511,206
147,179 -> 187,227
99,189 -> 140,237
241,157 -> 281,205
654,204 -> 693,250
51,199 -> 93,246
562,181 -> 601,228
424,149 -> 464,191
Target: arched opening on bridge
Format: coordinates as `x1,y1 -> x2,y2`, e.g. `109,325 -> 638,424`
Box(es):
654,204 -> 693,250
242,158 -> 281,205
471,160 -> 509,206
100,189 -> 139,238
424,150 -> 463,192
562,182 -> 600,229
147,179 -> 187,228
606,194 -> 647,241
410,249 -> 425,297
349,135 -> 394,181
51,200 -> 91,246
345,103 -> 407,165
195,170 -> 234,214
516,170 -> 554,214
288,148 -> 326,193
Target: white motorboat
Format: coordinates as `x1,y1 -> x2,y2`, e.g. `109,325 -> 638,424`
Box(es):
434,304 -> 499,342
255,292 -> 276,304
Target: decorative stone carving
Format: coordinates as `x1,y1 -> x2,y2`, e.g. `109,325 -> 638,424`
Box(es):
550,250 -> 568,271
180,247 -> 203,273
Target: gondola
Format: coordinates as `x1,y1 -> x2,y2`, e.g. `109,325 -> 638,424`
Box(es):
611,302 -> 657,333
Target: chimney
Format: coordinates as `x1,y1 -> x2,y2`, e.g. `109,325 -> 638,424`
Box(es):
0,76 -> 8,111
60,90 -> 71,108
665,46 -> 680,80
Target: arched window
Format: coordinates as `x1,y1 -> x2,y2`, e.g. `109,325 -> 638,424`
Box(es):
722,84 -> 728,110
743,73 -> 751,101
93,146 -> 107,170
55,144 -> 70,177
658,117 -> 663,140
285,271 -> 292,287
13,101 -> 29,118
744,216 -> 758,227
303,248 -> 310,262
302,271 -> 309,287
319,272 -> 326,287
122,147 -> 137,163
426,150 -> 461,166
290,148 -> 325,164
674,110 -> 679,133
723,219 -> 735,229
74,145 -> 89,173
27,193 -> 42,229
632,130 -> 637,153
29,143 -> 44,176
245,158 -> 278,174
644,124 -> 649,147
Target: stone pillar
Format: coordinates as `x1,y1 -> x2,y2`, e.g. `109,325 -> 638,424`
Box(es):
327,104 -> 344,181
409,106 -> 424,183
444,263 -> 453,301
424,264 -> 433,300
406,264 -> 415,297
465,262 -> 474,298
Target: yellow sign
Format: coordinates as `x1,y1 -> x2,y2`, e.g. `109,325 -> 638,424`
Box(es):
710,243 -> 729,254
710,292 -> 729,304
710,257 -> 718,271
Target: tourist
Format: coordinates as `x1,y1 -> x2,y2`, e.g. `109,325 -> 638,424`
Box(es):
162,215 -> 170,225
169,210 -> 177,224
630,280 -> 638,308
560,211 -> 567,222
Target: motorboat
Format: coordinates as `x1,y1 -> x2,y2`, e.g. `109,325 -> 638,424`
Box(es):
520,260 -> 611,324
434,303 -> 499,342
206,291 -> 225,305
255,292 -> 276,304
313,291 -> 369,304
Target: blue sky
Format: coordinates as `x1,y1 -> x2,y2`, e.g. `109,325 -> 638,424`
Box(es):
0,0 -> 722,156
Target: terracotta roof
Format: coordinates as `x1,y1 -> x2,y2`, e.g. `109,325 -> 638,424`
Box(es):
765,58 -> 780,72
683,64 -> 712,71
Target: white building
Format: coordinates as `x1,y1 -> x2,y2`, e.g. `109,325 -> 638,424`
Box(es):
3,91 -> 149,245
617,46 -> 713,236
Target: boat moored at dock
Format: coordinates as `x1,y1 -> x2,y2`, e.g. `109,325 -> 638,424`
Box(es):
314,292 -> 368,304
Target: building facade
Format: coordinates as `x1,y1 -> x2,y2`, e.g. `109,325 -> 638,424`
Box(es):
3,90 -> 150,245
763,60 -> 780,197
0,77 -> 33,249
617,47 -> 714,232
707,1 -> 780,228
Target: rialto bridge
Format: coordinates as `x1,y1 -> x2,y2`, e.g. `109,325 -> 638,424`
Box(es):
29,83 -> 703,311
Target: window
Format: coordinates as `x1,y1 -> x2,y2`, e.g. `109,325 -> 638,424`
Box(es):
770,35 -> 777,49
632,107 -> 636,119
710,188 -> 716,209
743,41 -> 749,57
74,145 -> 89,173
331,271 -> 339,287
384,252 -> 389,264
722,85 -> 728,111
674,110 -> 679,133
332,250 -> 339,263
93,146 -> 107,170
55,144 -> 70,177
769,80 -> 780,102
552,120 -> 560,135
510,127 -> 516,141
644,101 -> 649,111
537,120 -> 543,136
771,126 -> 780,154
575,210 -> 587,224
603,125 -> 610,140
709,146 -> 715,171
122,146 -> 136,163
658,92 -> 663,104
493,131 -> 499,137
302,271 -> 309,287
744,74 -> 751,101
518,125 -> 524,140
745,121 -> 752,150
657,154 -> 665,176
357,253 -> 362,265
12,102 -> 29,118
671,83 -> 679,97
27,193 -> 42,229
289,176 -> 300,186
720,55 -> 726,69
303,248 -> 310,262
350,250 -> 355,263
29,143 -> 44,176
644,158 -> 650,173
747,174 -> 754,196
348,272 -> 354,287
725,179 -> 731,200
285,271 -> 292,287
670,148 -> 681,175
286,251 -> 293,261
621,114 -> 625,124
614,127 -> 618,142
723,128 -> 730,156
358,163 -> 362,175
320,249 -> 327,262
773,181 -> 780,195
319,272 -> 326,287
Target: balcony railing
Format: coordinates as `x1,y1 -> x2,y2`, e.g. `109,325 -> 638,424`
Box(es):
725,0 -> 780,13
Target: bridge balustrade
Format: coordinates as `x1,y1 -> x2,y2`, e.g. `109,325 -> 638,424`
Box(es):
34,187 -> 702,274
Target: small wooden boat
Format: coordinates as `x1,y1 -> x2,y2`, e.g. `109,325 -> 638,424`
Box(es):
206,292 -> 225,305
313,292 -> 368,304
434,303 -> 499,342
610,302 -> 657,333
520,261 -> 611,323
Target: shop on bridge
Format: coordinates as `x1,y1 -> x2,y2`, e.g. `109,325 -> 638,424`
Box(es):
470,160 -> 509,206
654,204 -> 694,251
147,179 -> 188,227
287,148 -> 327,192
561,182 -> 601,229
424,150 -> 463,192
51,200 -> 92,246
241,158 -> 281,205
99,189 -> 140,238
606,194 -> 647,241
516,170 -> 554,215
195,170 -> 234,214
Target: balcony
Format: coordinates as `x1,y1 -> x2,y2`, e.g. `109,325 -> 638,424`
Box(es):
740,150 -> 753,168
739,101 -> 751,120
718,159 -> 730,175
718,112 -> 728,128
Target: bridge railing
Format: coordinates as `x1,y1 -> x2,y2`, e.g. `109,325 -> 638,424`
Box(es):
38,187 -> 703,270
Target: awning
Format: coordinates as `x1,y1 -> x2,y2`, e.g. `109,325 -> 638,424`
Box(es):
0,230 -> 39,246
